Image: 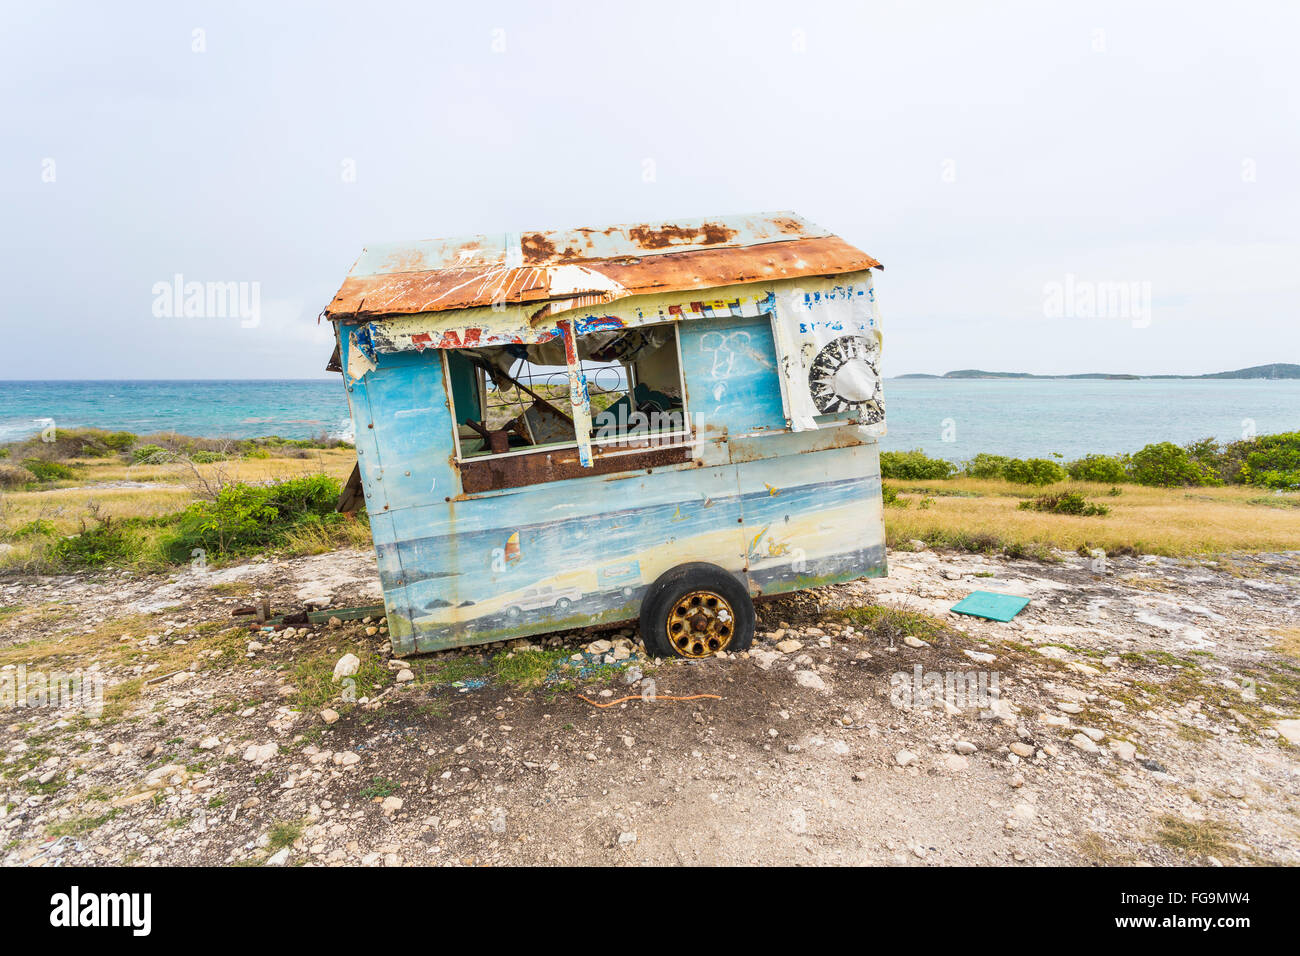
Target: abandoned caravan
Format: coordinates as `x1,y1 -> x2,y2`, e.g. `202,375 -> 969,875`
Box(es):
323,212 -> 888,658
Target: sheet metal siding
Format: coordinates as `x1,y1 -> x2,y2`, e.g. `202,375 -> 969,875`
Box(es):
341,337 -> 461,634
379,444 -> 885,654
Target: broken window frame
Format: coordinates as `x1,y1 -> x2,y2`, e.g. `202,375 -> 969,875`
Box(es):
440,321 -> 693,471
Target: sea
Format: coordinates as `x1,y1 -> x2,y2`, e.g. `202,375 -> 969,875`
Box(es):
1,379 -> 1297,462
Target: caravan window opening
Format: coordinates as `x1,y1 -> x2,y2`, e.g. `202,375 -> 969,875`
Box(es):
446,322 -> 692,466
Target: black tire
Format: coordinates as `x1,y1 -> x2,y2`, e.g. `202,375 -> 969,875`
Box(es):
555,597 -> 572,613
639,563 -> 755,659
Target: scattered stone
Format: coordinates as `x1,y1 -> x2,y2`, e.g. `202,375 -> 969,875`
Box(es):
903,635 -> 929,648
776,639 -> 803,654
333,654 -> 360,680
895,749 -> 918,767
243,743 -> 278,765
1070,733 -> 1099,754
793,670 -> 827,692
1108,739 -> 1137,762
320,709 -> 340,725
1276,719 -> 1300,745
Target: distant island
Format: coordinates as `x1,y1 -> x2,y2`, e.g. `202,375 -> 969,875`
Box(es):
894,363 -> 1300,381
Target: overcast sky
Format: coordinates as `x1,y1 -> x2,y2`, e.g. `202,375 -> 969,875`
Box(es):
2,0 -> 1297,378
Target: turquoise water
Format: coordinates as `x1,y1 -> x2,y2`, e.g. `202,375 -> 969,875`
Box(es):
882,379 -> 1300,460
0,379 -> 1297,461
0,380 -> 352,444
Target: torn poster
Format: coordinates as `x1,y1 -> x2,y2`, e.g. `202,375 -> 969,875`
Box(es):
772,280 -> 885,434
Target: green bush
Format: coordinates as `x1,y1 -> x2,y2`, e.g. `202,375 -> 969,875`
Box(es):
879,449 -> 956,480
1019,491 -> 1109,516
162,474 -> 341,561
1127,442 -> 1219,487
101,431 -> 138,452
1066,454 -> 1128,484
881,483 -> 907,507
189,450 -> 228,464
21,458 -> 78,482
1236,431 -> 1300,489
1001,458 -> 1067,485
964,453 -> 1013,479
11,519 -> 58,539
51,518 -> 139,568
131,444 -> 172,465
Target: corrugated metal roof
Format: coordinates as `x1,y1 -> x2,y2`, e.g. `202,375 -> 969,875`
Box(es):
324,211 -> 880,320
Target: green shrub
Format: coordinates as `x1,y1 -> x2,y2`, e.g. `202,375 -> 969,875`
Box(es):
131,444 -> 171,465
1066,454 -> 1127,484
101,431 -> 138,452
1236,431 -> 1300,489
964,453 -> 1013,479
162,474 -> 341,561
189,450 -> 227,464
51,518 -> 139,568
1127,442 -> 1218,487
1019,491 -> 1109,516
21,458 -> 78,482
879,449 -> 956,480
881,483 -> 907,507
11,519 -> 58,539
1001,458 -> 1066,485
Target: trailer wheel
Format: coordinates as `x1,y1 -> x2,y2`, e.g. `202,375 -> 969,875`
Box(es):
640,563 -> 754,659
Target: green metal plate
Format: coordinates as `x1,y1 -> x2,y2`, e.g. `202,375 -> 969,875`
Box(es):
951,590 -> 1030,622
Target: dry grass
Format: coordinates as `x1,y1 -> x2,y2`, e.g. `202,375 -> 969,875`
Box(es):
0,609 -> 248,717
0,449 -> 358,571
1271,628 -> 1300,660
1153,815 -> 1241,860
885,478 -> 1300,556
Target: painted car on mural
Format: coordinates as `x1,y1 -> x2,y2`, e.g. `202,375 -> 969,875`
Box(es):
324,212 -> 888,659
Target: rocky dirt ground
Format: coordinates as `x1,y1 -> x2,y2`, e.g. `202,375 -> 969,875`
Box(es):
1,545 -> 1297,867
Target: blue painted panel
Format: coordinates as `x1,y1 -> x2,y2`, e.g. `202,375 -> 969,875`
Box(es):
678,314 -> 787,435
733,443 -> 886,596
356,349 -> 458,514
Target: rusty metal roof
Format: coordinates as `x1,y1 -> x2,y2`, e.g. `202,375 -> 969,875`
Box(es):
324,212 -> 880,321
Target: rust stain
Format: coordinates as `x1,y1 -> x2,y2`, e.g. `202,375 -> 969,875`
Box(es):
328,236 -> 877,319
627,221 -> 737,250
520,232 -> 557,265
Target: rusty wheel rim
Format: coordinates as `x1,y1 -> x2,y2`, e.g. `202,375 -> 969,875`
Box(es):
666,590 -> 736,658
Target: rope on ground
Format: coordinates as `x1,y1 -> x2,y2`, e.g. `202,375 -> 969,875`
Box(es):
578,693 -> 722,709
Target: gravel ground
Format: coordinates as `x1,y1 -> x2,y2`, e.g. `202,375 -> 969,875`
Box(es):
1,545 -> 1297,867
